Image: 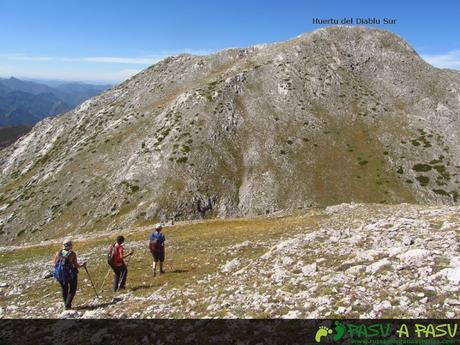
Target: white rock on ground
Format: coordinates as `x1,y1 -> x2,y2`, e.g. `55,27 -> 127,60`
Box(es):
82,309 -> 106,319
301,263 -> 317,276
282,310 -> 301,319
366,258 -> 392,274
221,258 -> 240,273
398,249 -> 432,265
58,310 -> 80,319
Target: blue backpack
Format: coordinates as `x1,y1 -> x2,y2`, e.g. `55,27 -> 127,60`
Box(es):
53,250 -> 75,283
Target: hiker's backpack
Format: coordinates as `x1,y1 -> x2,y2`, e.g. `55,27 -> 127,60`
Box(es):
149,233 -> 164,252
148,237 -> 156,252
53,250 -> 75,283
107,243 -> 117,267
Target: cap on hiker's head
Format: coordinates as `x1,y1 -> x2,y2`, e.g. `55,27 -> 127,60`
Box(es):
63,239 -> 73,247
116,235 -> 125,244
155,224 -> 163,230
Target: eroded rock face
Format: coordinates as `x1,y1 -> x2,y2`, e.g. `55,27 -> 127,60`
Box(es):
1,26 -> 460,242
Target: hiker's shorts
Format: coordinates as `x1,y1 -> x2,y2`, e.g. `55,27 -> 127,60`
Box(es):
151,251 -> 165,262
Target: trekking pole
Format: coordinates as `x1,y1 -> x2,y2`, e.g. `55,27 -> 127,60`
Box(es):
99,267 -> 112,292
84,266 -> 100,298
118,253 -> 132,289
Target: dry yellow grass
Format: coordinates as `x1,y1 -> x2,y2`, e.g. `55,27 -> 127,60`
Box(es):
0,211 -> 320,316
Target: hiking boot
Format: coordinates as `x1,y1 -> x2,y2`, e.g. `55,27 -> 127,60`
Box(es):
160,270 -> 165,274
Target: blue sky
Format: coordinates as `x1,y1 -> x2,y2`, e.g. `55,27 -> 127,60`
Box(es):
0,0 -> 459,83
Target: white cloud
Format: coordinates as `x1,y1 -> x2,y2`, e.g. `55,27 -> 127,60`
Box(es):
422,50 -> 460,70
0,49 -> 213,83
80,57 -> 161,64
0,54 -> 163,65
0,65 -> 142,84
0,49 -> 212,65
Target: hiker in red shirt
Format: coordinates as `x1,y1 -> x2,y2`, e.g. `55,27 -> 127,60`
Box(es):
112,235 -> 133,292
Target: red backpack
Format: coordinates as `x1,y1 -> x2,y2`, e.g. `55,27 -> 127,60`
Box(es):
107,243 -> 117,267
149,238 -> 157,252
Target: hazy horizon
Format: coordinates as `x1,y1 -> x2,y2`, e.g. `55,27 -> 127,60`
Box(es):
1,0 -> 459,83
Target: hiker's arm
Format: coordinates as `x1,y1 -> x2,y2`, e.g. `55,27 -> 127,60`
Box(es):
123,249 -> 134,258
52,252 -> 58,265
69,252 -> 86,268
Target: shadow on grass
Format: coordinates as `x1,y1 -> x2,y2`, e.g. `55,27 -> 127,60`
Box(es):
131,284 -> 155,292
129,269 -> 190,291
170,269 -> 190,274
75,298 -> 120,311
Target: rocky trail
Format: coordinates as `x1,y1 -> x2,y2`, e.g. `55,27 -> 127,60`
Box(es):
0,203 -> 458,319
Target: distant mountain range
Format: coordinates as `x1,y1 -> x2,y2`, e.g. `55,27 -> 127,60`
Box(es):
0,77 -> 111,125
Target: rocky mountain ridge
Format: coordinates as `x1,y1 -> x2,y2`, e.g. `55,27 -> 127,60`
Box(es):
1,26 -> 460,243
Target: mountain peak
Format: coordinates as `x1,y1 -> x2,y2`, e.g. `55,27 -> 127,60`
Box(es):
1,29 -> 460,243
